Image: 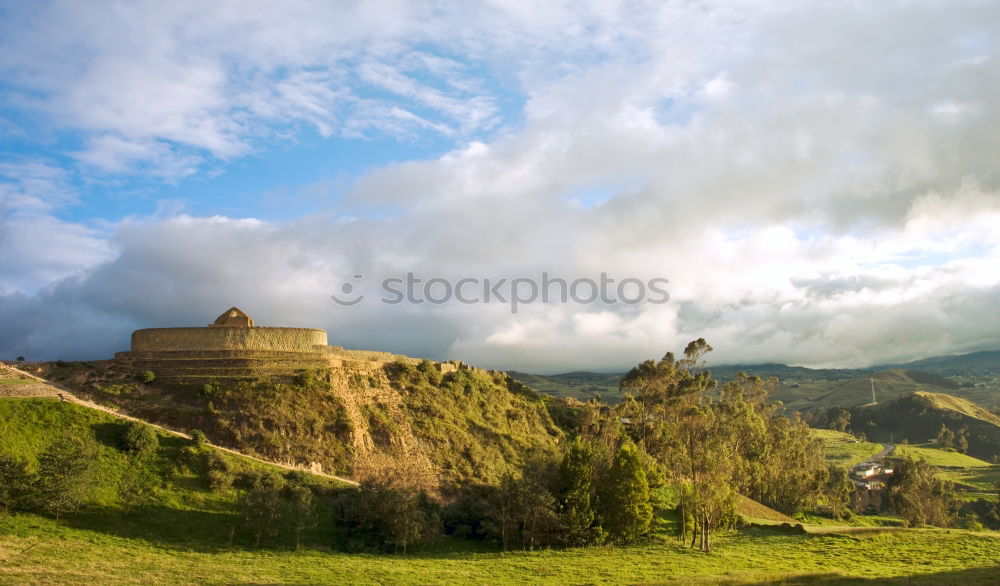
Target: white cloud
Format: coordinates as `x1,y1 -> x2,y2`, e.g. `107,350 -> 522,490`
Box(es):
2,1 -> 1000,370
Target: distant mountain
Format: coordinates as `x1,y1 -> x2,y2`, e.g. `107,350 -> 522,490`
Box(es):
506,370 -> 621,402
768,368 -> 995,414
508,347 -> 1000,409
879,349 -> 1000,377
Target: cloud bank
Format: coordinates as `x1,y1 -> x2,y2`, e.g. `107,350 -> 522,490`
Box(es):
1,1 -> 999,372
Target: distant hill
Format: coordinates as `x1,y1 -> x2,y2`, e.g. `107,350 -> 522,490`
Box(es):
880,349 -> 1000,377
844,392 -> 1000,462
768,369 -> 983,413
507,370 -> 622,402
508,347 -> 1000,411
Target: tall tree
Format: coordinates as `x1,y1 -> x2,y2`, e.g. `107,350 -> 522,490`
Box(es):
0,454 -> 32,513
887,455 -> 955,527
34,434 -> 99,520
241,471 -> 285,546
286,483 -> 316,551
601,441 -> 652,544
824,464 -> 855,520
956,428 -> 969,455
557,437 -> 600,546
936,425 -> 955,450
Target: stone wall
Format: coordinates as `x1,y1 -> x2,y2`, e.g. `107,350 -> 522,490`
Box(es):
131,327 -> 328,353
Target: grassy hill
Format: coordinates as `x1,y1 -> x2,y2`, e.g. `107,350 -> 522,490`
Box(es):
510,366 -> 998,412
0,398 -> 345,549
811,429 -> 883,467
846,392 -> 1000,462
768,369 -> 991,413
507,371 -> 623,402
3,382 -> 999,583
894,444 -> 1000,495
24,360 -> 563,490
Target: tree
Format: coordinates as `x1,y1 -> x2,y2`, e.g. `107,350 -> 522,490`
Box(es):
936,425 -> 955,450
241,471 -> 285,546
34,434 -> 99,520
600,441 -> 652,544
0,454 -> 32,513
119,421 -> 159,457
484,473 -> 523,551
333,478 -> 440,554
886,456 -> 955,527
830,409 -> 851,433
286,483 -> 316,551
556,437 -> 600,546
824,464 -> 855,520
956,428 -> 969,455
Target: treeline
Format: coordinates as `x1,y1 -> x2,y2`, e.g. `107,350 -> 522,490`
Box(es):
440,438 -> 653,551
600,340 -> 851,550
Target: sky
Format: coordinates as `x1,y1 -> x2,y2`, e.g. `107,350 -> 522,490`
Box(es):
1,0 -> 999,373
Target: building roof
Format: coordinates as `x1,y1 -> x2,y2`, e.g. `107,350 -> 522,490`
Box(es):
210,307 -> 254,327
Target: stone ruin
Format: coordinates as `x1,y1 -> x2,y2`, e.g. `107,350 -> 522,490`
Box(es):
115,307 -> 460,384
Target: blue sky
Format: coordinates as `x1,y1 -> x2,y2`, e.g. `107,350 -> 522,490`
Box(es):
2,1 -> 1000,372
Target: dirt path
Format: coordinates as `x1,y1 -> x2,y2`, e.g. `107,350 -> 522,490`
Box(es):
0,364 -> 359,486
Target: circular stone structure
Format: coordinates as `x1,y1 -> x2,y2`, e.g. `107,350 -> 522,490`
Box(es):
129,307 -> 328,353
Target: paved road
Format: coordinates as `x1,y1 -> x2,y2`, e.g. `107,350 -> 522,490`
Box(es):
1,364 -> 359,486
860,443 -> 895,466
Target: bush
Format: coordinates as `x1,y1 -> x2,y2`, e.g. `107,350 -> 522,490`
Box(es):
240,471 -> 285,546
332,478 -> 441,554
199,381 -> 221,398
190,429 -> 209,447
119,421 -> 159,457
204,451 -> 233,490
33,434 -> 100,520
139,370 -> 156,384
0,454 -> 32,512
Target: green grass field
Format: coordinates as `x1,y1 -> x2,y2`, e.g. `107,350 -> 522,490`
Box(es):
2,398 -> 998,584
2,513 -> 998,585
895,444 -> 1000,494
812,429 -> 882,467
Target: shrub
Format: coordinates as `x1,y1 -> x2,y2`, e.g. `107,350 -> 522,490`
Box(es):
119,421 -> 159,457
332,479 -> 441,554
240,471 -> 285,546
0,454 -> 32,512
190,429 -> 209,447
139,370 -> 156,384
199,381 -> 221,398
33,434 -> 100,520
204,451 -> 233,490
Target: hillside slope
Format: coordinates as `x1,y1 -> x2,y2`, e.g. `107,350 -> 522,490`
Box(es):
22,359 -> 563,490
0,397 -> 345,548
846,392 -> 1000,462
769,369 -> 976,412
